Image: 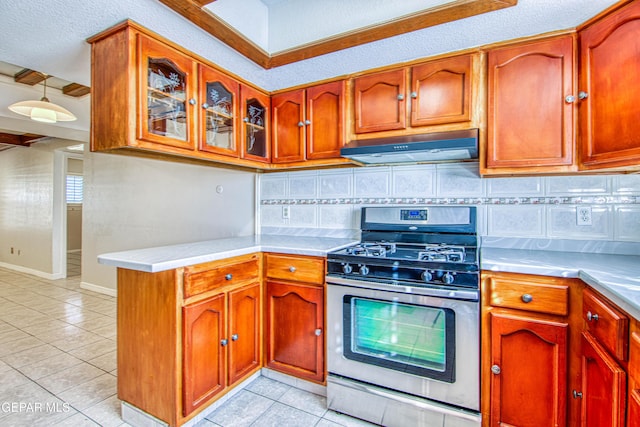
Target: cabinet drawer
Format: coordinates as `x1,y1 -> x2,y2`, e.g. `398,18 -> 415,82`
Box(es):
184,257 -> 259,298
489,277 -> 569,316
265,253 -> 325,285
583,288 -> 629,361
630,332 -> 640,382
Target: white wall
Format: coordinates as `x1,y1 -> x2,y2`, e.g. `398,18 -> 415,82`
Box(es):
81,152 -> 256,293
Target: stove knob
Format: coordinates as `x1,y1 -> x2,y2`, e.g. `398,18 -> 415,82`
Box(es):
442,272 -> 455,285
342,264 -> 353,274
421,271 -> 433,282
359,265 -> 370,276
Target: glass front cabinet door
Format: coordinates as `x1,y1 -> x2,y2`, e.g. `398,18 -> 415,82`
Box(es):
198,64 -> 239,157
138,35 -> 196,150
240,85 -> 270,163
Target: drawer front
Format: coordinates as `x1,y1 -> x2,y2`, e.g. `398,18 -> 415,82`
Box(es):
265,253 -> 325,285
583,288 -> 629,361
489,277 -> 569,316
630,332 -> 640,382
184,258 -> 259,298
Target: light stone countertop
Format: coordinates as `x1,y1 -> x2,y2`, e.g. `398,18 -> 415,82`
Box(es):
97,234 -> 358,273
481,247 -> 640,320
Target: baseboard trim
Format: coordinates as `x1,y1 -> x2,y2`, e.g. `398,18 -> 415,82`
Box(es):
80,281 -> 117,297
0,261 -> 64,280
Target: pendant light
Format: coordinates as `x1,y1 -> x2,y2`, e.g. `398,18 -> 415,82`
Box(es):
8,76 -> 77,123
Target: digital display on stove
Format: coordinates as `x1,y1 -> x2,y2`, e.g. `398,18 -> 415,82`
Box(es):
400,209 -> 428,221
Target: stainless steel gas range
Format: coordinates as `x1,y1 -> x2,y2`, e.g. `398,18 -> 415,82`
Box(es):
326,206 -> 481,427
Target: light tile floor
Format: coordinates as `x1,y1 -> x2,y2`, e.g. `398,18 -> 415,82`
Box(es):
0,267 -> 376,427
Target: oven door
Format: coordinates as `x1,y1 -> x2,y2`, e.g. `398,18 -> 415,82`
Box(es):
327,279 -> 479,411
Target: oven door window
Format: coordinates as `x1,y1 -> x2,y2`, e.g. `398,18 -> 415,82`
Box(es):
343,296 -> 455,383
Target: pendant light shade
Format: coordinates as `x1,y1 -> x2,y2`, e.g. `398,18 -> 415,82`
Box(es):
8,77 -> 77,123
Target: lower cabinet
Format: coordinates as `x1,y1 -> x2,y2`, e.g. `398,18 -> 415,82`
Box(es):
265,280 -> 324,382
489,313 -> 568,427
182,282 -> 261,416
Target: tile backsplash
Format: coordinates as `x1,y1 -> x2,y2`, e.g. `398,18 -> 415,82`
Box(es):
258,162 -> 640,244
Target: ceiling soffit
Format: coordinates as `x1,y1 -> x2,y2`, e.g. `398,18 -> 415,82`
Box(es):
158,0 -> 518,69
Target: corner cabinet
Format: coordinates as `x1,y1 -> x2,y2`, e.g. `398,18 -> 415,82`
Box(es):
264,253 -> 325,382
579,0 -> 640,171
484,34 -> 577,175
89,21 -> 270,168
271,80 -> 346,165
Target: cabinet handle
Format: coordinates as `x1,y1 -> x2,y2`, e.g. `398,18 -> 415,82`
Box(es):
587,311 -> 599,322
573,390 -> 583,399
304,120 -> 311,125
397,94 -> 405,101
225,273 -> 233,281
243,117 -> 249,123
491,364 -> 501,375
521,294 -> 533,303
578,91 -> 589,100
189,98 -> 196,105
231,334 -> 239,341
221,339 -> 228,346
410,91 -> 418,99
315,328 -> 322,336
201,103 -> 209,109
297,121 -> 304,127
289,266 -> 296,273
565,95 -> 576,103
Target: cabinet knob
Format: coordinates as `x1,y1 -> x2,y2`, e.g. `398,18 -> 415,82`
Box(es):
491,364 -> 501,375
231,334 -> 239,341
586,311 -> 599,322
189,98 -> 196,105
521,293 -> 533,303
221,339 -> 228,346
573,390 -> 583,399
578,91 -> 589,100
243,117 -> 249,123
397,94 -> 405,101
304,120 -> 311,125
225,273 -> 233,281
297,121 -> 305,127
202,103 -> 209,109
410,91 -> 418,99
315,328 -> 322,336
565,95 -> 576,103
289,266 -> 296,273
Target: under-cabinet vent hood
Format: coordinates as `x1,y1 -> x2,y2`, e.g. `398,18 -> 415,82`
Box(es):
341,129 -> 478,165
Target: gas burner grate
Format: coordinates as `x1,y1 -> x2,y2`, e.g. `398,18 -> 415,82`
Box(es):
417,245 -> 466,263
346,242 -> 396,258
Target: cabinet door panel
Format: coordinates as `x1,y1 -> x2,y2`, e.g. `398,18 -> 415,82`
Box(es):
490,313 -> 567,427
580,0 -> 640,169
306,81 -> 345,159
629,388 -> 640,427
354,69 -> 406,133
271,90 -> 305,163
487,35 -> 574,169
580,332 -> 626,427
138,34 -> 196,150
228,283 -> 261,385
266,281 -> 324,382
240,85 -> 270,162
183,293 -> 226,416
411,55 -> 471,127
583,288 -> 628,361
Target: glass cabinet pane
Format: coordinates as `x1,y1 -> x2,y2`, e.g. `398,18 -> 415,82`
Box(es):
147,58 -> 188,141
204,81 -> 234,150
244,98 -> 267,158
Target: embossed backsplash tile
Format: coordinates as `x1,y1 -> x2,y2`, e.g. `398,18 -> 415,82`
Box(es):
258,163 -> 640,243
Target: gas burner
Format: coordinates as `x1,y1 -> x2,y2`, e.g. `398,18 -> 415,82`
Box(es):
347,242 -> 396,258
417,245 -> 465,263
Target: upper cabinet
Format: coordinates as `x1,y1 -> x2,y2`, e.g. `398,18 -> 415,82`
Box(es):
271,80 -> 346,164
578,0 -> 640,171
240,85 -> 270,163
353,54 -> 477,136
484,35 -> 577,175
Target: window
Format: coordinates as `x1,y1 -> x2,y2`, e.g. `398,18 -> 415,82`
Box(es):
66,175 -> 83,204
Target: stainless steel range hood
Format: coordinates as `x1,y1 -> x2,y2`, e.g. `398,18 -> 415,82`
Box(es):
341,129 -> 478,165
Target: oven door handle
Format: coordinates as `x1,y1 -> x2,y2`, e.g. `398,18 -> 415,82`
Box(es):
325,276 -> 479,301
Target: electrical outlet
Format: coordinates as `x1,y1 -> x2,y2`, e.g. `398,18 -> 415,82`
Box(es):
282,206 -> 290,219
577,206 -> 592,226
10,247 -> 14,254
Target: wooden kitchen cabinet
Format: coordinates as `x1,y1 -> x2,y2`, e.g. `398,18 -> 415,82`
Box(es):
240,85 -> 270,162
353,54 -> 475,135
271,80 -> 346,163
579,0 -> 640,171
628,331 -> 640,427
264,253 -> 325,382
484,34 -> 576,175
